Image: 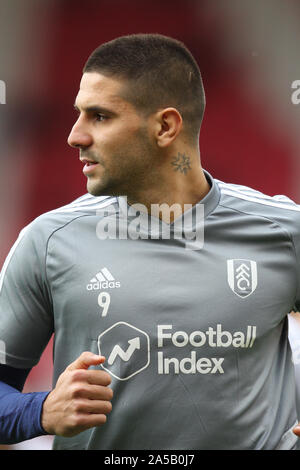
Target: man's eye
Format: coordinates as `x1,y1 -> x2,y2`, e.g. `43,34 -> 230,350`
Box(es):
95,114 -> 106,122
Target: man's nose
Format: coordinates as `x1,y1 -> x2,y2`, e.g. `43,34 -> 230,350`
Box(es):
67,121 -> 93,148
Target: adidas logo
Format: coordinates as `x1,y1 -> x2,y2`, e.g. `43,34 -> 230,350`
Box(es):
87,267 -> 121,291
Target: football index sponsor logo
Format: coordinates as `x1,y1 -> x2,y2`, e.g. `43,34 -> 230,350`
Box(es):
157,324 -> 256,375
98,322 -> 257,380
86,267 -> 120,291
98,322 -> 150,381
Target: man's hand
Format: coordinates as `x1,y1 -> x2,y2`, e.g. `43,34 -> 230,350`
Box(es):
293,423 -> 300,437
41,351 -> 113,437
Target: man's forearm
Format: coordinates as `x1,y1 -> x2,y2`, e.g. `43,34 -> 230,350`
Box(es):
0,380 -> 50,444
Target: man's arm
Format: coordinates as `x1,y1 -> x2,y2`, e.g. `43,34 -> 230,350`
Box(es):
0,364 -> 50,444
0,364 -> 30,391
0,352 -> 113,444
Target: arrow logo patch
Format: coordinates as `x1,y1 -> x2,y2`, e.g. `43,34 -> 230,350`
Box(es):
98,322 -> 150,381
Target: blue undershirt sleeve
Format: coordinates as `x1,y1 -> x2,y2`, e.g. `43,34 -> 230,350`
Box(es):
0,365 -> 50,445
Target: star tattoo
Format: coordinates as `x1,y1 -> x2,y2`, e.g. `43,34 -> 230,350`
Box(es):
171,152 -> 192,175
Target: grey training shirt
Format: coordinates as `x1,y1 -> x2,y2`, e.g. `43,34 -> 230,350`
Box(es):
0,171 -> 299,450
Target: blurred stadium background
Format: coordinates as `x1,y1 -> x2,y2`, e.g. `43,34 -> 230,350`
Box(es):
1,0 -> 300,450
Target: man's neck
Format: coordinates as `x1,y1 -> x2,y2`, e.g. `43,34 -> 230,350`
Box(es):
125,157 -> 210,223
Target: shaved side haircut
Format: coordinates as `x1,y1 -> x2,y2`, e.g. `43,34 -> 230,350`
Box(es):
83,33 -> 206,141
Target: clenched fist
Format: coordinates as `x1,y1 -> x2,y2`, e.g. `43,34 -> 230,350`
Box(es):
41,351 -> 113,437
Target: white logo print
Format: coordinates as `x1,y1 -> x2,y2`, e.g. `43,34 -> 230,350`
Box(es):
86,267 -> 121,291
98,322 -> 257,380
96,199 -> 205,251
98,322 -> 150,381
108,337 -> 141,365
227,259 -> 258,298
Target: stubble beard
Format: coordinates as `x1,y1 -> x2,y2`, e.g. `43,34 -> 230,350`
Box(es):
87,159 -> 154,198
87,131 -> 156,199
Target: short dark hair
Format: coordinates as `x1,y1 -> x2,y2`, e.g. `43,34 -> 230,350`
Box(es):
83,34 -> 205,141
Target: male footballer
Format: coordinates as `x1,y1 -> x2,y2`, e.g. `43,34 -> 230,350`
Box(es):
0,34 -> 300,450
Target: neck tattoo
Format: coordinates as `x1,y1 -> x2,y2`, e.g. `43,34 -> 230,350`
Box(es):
171,152 -> 191,175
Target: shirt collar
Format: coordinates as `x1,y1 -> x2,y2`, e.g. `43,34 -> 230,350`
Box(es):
117,169 -> 220,222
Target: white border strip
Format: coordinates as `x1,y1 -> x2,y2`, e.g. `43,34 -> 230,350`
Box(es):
221,189 -> 300,212
50,198 -> 117,214
218,182 -> 295,205
0,225 -> 31,293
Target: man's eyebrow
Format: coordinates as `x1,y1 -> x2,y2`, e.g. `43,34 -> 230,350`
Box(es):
73,103 -> 115,115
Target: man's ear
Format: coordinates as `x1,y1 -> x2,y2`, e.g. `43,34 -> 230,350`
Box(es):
154,108 -> 183,148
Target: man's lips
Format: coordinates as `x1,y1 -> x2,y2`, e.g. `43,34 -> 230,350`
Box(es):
80,158 -> 99,175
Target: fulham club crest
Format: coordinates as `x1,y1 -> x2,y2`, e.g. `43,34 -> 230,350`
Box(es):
227,259 -> 258,299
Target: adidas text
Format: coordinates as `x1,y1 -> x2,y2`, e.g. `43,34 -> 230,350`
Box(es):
87,280 -> 121,291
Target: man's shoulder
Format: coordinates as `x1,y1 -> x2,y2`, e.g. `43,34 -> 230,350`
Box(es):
216,178 -> 300,220
23,193 -> 118,240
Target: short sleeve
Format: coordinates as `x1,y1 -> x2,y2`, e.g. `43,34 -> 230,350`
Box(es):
293,228 -> 300,312
274,203 -> 300,313
0,221 -> 54,368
